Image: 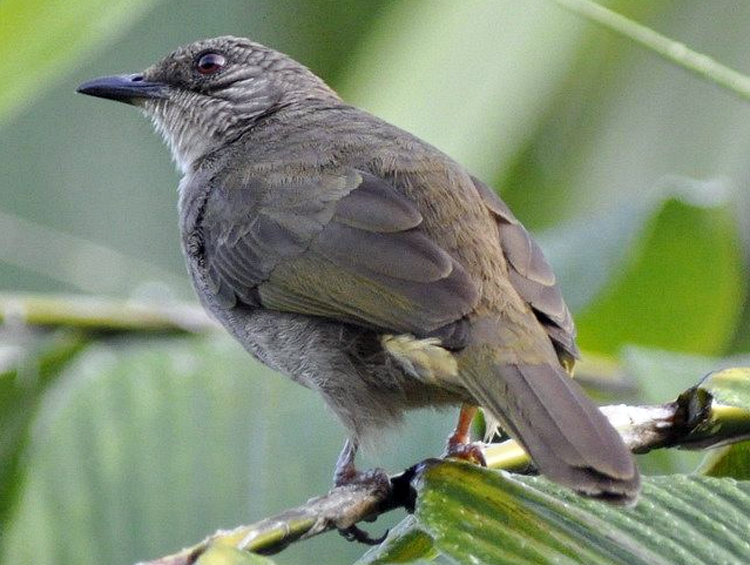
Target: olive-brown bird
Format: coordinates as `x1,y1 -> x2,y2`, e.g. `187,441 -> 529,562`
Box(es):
78,36 -> 639,503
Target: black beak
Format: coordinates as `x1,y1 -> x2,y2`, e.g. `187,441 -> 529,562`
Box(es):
76,74 -> 168,104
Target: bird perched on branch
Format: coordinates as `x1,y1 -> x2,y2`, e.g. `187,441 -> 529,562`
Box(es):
78,36 -> 639,507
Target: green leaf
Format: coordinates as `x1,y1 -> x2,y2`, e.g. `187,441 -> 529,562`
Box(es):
415,460 -> 750,565
355,516 -> 436,565
700,444 -> 750,481
679,367 -> 750,447
695,367 -> 750,410
573,182 -> 744,355
690,367 -> 750,480
0,335 -> 361,565
0,325 -> 455,565
0,329 -> 88,525
620,347 -> 750,474
0,0 -> 160,123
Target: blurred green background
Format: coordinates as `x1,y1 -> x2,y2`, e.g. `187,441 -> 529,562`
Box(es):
1,1 -> 749,564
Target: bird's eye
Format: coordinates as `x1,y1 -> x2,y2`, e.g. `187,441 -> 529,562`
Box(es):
196,52 -> 226,75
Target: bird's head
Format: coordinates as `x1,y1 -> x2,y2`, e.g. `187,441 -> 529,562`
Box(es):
78,36 -> 339,172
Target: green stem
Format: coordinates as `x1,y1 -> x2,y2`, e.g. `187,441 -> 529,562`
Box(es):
0,293 -> 216,333
548,0 -> 750,101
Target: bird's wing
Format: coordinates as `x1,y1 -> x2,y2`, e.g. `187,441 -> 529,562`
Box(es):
470,176 -> 579,361
196,168 -> 479,337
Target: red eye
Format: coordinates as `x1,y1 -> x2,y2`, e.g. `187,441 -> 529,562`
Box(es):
196,52 -> 226,75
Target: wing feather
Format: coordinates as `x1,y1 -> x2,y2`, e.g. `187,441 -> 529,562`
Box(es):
198,168 -> 479,337
471,176 -> 579,360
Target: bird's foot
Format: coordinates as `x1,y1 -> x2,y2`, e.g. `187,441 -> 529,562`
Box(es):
333,439 -> 391,490
334,464 -> 392,491
443,404 -> 487,466
333,468 -> 391,545
333,439 -> 391,545
444,439 -> 487,466
338,524 -> 389,546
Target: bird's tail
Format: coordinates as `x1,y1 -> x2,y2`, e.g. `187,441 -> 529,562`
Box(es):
457,322 -> 640,504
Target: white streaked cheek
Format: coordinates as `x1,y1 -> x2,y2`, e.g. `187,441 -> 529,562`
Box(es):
140,90 -> 269,174
143,97 -> 225,174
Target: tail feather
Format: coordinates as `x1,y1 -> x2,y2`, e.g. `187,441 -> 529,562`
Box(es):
459,352 -> 640,503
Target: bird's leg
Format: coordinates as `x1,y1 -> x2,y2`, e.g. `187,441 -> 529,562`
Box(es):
333,438 -> 391,489
333,438 -> 360,487
333,438 -> 391,545
444,404 -> 486,466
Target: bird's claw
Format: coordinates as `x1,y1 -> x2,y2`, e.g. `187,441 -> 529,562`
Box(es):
444,441 -> 487,466
338,524 -> 389,545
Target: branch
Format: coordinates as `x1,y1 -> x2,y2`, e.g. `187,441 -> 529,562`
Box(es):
486,367 -> 750,469
138,367 -> 750,564
136,465 -> 422,565
0,292 -> 217,333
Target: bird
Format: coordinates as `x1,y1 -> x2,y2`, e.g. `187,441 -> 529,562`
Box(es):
77,35 -> 640,505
